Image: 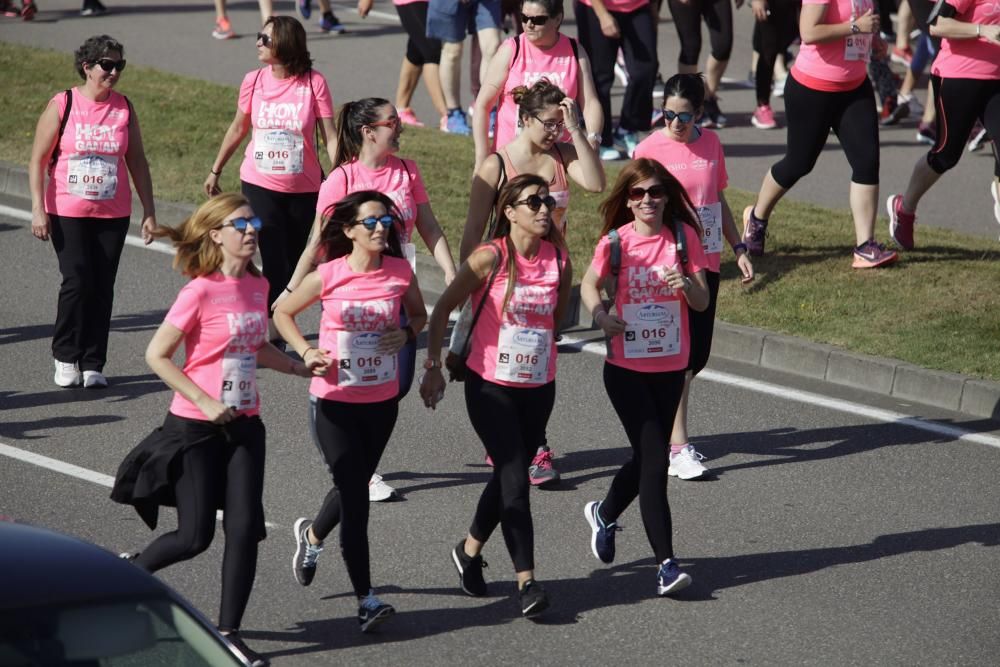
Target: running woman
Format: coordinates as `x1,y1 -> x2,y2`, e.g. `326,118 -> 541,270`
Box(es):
274,191 -> 427,633
886,0 -> 1000,245
633,73 -> 754,481
421,174 -> 573,618
740,0 -> 899,268
111,193 -> 325,667
579,158 -> 710,596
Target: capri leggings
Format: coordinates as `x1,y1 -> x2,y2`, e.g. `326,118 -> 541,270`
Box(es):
687,270 -> 720,377
771,74 -> 880,188
465,372 -> 555,572
668,0 -> 734,65
134,414 -> 266,632
927,76 -> 1000,178
753,0 -> 800,105
397,1 -> 443,67
599,363 -> 685,563
308,397 -> 399,597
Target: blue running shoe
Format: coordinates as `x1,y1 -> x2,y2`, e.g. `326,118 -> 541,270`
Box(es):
656,559 -> 692,596
319,11 -> 345,34
612,127 -> 638,158
296,0 -> 311,20
358,591 -> 394,632
584,501 -> 619,564
442,108 -> 471,136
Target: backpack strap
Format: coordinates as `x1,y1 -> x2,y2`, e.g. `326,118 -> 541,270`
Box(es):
460,241 -> 502,358
510,34 -> 521,68
602,228 -> 622,357
48,89 -> 73,173
569,36 -> 580,62
672,217 -> 689,268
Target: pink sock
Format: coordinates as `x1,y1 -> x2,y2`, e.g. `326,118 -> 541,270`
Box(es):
669,443 -> 687,456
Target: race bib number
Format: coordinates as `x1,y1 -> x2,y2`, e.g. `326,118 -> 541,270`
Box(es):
622,302 -> 681,359
220,352 -> 258,411
253,129 -> 304,174
336,330 -> 396,387
696,202 -> 724,255
846,0 -> 873,62
66,154 -> 118,200
402,242 -> 417,273
494,324 -> 552,384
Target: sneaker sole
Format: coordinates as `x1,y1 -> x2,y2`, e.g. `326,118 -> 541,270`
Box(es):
852,251 -> 898,269
450,546 -> 486,597
359,606 -> 394,633
991,181 -> 1000,227
751,118 -> 778,130
528,474 -> 560,488
292,518 -> 314,587
657,572 -> 692,596
667,465 -> 709,481
886,195 -> 914,251
54,373 -> 81,388
584,502 -> 612,564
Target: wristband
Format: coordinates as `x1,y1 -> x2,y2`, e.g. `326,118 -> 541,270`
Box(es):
284,286 -> 293,294
210,168 -> 221,176
300,346 -> 315,359
733,242 -> 748,255
586,132 -> 601,144
976,23 -> 981,37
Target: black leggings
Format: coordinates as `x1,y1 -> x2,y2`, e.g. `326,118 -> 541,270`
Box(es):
927,76 -> 1000,178
49,214 -> 129,372
241,181 -> 318,310
752,0 -> 799,105
465,372 -> 555,572
308,396 -> 398,597
599,363 -> 685,563
687,270 -> 720,377
397,1 -> 442,67
134,414 -> 266,632
771,73 -> 880,188
669,0 -> 734,65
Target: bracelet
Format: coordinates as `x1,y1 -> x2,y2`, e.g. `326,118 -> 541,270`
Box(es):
284,286 -> 293,294
565,125 -> 581,132
733,242 -> 748,255
300,346 -> 315,359
976,23 -> 981,37
210,168 -> 221,176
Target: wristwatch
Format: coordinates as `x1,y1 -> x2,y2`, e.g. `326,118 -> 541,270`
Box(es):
423,358 -> 442,370
850,22 -> 861,34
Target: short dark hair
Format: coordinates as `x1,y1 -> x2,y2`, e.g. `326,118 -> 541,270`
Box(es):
74,35 -> 124,80
265,16 -> 313,77
520,0 -> 564,18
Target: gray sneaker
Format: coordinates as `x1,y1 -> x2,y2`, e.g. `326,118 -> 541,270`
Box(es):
292,517 -> 323,586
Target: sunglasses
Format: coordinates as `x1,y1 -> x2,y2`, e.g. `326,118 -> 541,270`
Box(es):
92,58 -> 126,73
220,216 -> 263,233
353,214 -> 395,231
628,185 -> 667,201
256,32 -> 271,47
663,110 -> 695,124
532,115 -> 565,134
520,13 -> 550,26
513,194 -> 557,212
367,117 -> 401,131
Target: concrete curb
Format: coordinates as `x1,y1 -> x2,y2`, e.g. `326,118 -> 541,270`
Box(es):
5,160 -> 999,422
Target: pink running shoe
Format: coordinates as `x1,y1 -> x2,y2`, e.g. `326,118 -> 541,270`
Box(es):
751,104 -> 778,130
398,107 -> 424,128
886,194 -> 916,250
852,239 -> 898,269
528,446 -> 560,487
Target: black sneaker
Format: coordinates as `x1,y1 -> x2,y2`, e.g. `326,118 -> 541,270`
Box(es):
81,0 -> 108,16
358,591 -> 395,633
292,517 -> 323,586
451,539 -> 488,596
224,632 -> 269,667
518,579 -> 549,618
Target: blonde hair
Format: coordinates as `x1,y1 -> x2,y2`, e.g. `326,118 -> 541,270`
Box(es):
152,193 -> 262,278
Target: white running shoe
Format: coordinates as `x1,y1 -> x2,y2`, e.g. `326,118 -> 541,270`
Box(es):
82,370 -> 108,388
54,360 -> 81,387
368,473 -> 397,502
991,179 -> 1000,229
668,445 -> 709,480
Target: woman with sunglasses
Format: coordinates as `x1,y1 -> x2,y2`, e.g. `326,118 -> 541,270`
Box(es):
471,0 -> 603,170
274,191 -> 427,633
283,97 -> 456,502
112,194 -> 325,667
28,35 -> 156,389
204,16 -> 336,346
633,72 -> 753,481
421,174 -> 572,619
579,159 -> 710,597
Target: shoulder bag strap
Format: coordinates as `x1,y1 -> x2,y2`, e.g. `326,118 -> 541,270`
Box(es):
49,89 -> 73,173
460,242 -> 502,358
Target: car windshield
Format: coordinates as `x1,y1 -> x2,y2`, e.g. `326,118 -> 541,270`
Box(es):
0,597 -> 241,666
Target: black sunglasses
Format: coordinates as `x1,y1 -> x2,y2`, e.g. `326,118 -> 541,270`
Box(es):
256,32 -> 272,47
520,13 -> 550,26
627,185 -> 667,201
663,110 -> 695,124
92,58 -> 126,73
353,214 -> 395,231
220,216 -> 263,233
513,194 -> 557,212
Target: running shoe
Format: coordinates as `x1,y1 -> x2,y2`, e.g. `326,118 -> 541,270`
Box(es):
700,97 -> 727,129
80,0 -> 107,16
296,0 -> 312,20
1,1 -> 19,17
741,205 -> 768,257
292,517 -> 323,586
118,551 -> 139,562
890,45 -> 913,67
879,97 -> 910,126
886,194 -> 916,250
656,559 -> 692,597
19,0 -> 35,20
773,75 -> 787,98
54,360 -> 81,387
968,124 -> 990,152
441,108 -> 471,135
451,539 -> 488,596
368,472 -> 396,502
599,146 -> 622,161
82,370 -> 108,388
398,107 -> 424,128
652,72 -> 665,98
751,104 -> 778,130
528,445 -> 560,487
518,579 -> 549,618
224,632 -> 269,667
916,121 -> 937,146
900,93 -> 923,116
612,127 -> 638,158
668,445 -> 709,480
358,591 -> 395,632
319,11 -> 346,34
488,108 -> 496,139
852,239 -> 898,269
990,179 -> 1000,228
212,16 -> 235,40
584,500 -> 619,564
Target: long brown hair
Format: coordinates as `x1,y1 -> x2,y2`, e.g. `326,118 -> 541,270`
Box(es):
597,158 -> 701,237
265,16 -> 312,77
317,190 -> 404,262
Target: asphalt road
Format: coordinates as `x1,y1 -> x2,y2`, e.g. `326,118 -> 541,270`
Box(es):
2,0 -> 999,242
2,198 -> 1000,665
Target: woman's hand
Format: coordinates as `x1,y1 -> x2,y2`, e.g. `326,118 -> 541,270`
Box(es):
595,310 -> 626,337
195,396 -> 236,425
302,347 -> 333,376
751,0 -> 769,22
204,171 -> 221,197
31,210 -> 50,241
854,8 -> 879,34
598,13 -> 620,39
737,253 -> 755,285
376,324 -> 408,355
419,367 -> 446,409
358,0 -> 373,16
140,215 -> 157,245
559,96 -> 581,129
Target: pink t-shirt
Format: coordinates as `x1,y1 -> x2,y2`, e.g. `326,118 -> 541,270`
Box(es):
493,33 -> 582,151
466,241 -> 563,388
165,273 -> 270,420
238,68 -> 334,193
590,222 -> 708,373
311,255 -> 413,403
317,157 -> 429,244
44,88 -> 132,219
932,0 -> 1000,80
791,0 -> 874,91
576,0 -> 650,14
498,147 -> 571,234
633,128 -> 729,273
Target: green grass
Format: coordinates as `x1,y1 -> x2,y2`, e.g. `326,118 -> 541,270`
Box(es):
4,40 -> 999,380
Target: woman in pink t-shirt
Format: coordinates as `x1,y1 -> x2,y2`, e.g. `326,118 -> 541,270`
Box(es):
204,16 -> 336,337
579,159 -> 710,597
421,174 -> 572,619
111,193 -> 323,667
886,0 -> 1000,246
28,35 -> 157,389
274,190 -> 427,632
633,73 -> 754,481
740,0 -> 898,269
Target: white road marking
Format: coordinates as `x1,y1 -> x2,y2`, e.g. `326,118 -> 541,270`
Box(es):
0,204 -> 174,255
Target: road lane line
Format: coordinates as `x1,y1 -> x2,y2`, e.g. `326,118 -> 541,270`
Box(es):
0,204 -> 175,255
